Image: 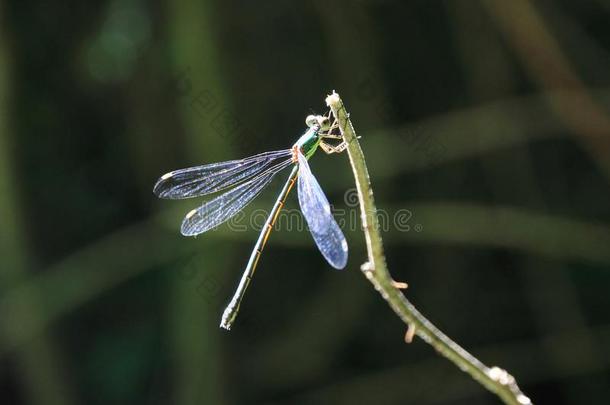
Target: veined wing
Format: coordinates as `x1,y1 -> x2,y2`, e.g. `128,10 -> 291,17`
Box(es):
297,152 -> 348,269
154,149 -> 292,199
181,158 -> 293,236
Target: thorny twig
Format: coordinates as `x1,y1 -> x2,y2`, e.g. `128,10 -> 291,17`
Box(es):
326,91 -> 532,405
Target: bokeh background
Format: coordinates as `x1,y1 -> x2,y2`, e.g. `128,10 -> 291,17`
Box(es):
1,0 -> 610,404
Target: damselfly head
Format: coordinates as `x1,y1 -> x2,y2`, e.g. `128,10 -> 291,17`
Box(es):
305,114 -> 331,131
318,116 -> 331,131
305,114 -> 318,128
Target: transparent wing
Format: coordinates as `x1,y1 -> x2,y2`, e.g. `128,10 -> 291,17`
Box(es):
297,152 -> 348,269
181,158 -> 293,236
154,149 -> 292,199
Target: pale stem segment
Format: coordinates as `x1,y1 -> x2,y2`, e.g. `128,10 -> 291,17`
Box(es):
325,91 -> 532,405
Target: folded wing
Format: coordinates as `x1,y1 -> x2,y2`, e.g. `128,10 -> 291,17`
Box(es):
297,152 -> 348,269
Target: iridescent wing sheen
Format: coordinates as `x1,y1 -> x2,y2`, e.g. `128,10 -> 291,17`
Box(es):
181,158 -> 293,236
153,149 -> 292,199
297,152 -> 348,269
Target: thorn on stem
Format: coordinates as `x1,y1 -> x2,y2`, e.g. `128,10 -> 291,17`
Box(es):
360,261 -> 374,272
404,324 -> 416,343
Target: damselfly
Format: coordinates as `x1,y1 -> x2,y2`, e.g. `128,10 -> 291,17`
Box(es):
153,114 -> 349,329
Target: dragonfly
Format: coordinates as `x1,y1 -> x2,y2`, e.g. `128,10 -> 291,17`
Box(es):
153,114 -> 349,330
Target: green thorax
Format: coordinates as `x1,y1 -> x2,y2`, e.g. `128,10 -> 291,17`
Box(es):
294,126 -> 321,159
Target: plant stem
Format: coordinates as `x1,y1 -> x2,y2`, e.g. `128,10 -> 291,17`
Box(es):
326,92 -> 532,405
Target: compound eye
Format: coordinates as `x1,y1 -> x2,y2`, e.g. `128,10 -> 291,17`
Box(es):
305,115 -> 318,128
319,116 -> 331,131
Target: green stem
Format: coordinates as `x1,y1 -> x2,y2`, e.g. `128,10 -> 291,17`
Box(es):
326,92 -> 532,405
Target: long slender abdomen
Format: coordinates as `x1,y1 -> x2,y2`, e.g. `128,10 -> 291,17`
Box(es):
220,165 -> 299,329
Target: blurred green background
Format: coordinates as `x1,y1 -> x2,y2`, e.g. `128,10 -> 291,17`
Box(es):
1,0 -> 610,404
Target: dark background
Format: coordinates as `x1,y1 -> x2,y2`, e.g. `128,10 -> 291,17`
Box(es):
1,0 -> 609,404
